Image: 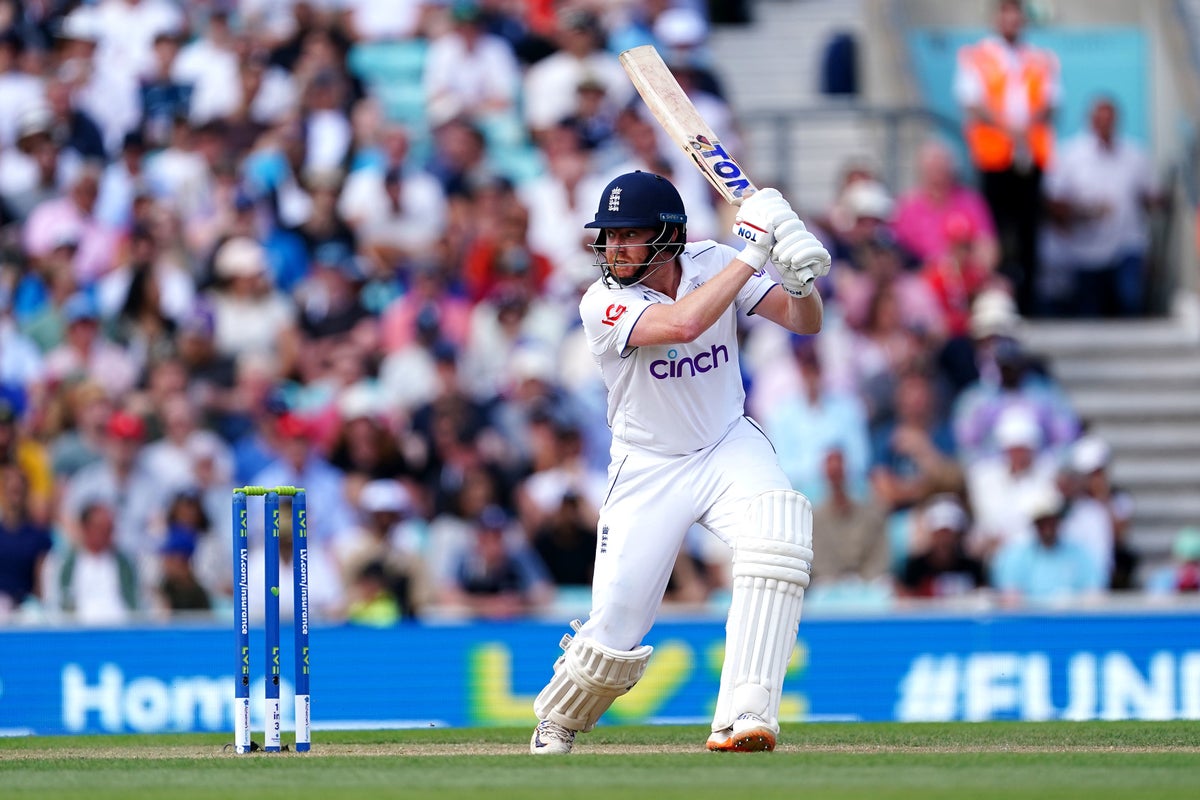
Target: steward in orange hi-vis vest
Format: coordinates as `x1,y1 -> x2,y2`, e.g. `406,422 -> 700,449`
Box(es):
958,38 -> 1059,172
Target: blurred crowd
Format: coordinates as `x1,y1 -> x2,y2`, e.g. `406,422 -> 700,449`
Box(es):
0,0 -> 1194,627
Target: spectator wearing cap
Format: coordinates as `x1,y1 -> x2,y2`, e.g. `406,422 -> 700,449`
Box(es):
521,8 -> 634,140
482,345 -> 582,477
250,411 -> 357,547
557,76 -> 620,156
951,331 -> 1080,465
991,485 -> 1106,605
422,0 -> 522,124
294,241 -> 372,342
153,523 -> 211,616
937,287 -> 1021,397
1059,434 -> 1137,590
897,493 -> 988,598
205,236 -> 299,370
161,478 -> 230,607
335,478 -> 432,619
439,504 -> 553,620
919,209 -> 1000,340
22,160 -> 120,284
337,122 -> 448,272
652,6 -> 725,98
60,409 -> 163,563
824,176 -> 895,263
0,104 -> 67,223
0,465 -> 54,619
174,303 -> 237,427
965,405 -> 1060,562
43,292 -> 139,399
892,139 -> 999,272
327,385 -> 412,488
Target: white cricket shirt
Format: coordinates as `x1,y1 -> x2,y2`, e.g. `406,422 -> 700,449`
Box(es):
579,241 -> 776,456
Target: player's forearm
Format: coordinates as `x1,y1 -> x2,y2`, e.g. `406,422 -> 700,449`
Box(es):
630,258 -> 753,345
779,288 -> 822,334
753,283 -> 822,334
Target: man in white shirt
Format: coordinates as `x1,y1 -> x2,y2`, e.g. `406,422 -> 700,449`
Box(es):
527,171 -> 832,755
44,501 -> 141,625
1043,96 -> 1162,317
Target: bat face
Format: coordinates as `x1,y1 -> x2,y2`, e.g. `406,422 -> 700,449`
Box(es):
687,133 -> 753,203
619,45 -> 758,206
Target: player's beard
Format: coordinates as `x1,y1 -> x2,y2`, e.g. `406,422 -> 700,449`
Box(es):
594,226 -> 681,288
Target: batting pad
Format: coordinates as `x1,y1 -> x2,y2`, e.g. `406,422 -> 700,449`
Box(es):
713,490 -> 813,732
534,623 -> 654,732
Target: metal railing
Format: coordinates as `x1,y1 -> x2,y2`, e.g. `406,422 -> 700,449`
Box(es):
737,104 -> 963,200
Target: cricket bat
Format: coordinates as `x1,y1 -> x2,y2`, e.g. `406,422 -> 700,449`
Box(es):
618,45 -> 756,206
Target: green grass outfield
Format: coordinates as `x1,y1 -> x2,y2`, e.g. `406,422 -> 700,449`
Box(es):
2,721 -> 1198,800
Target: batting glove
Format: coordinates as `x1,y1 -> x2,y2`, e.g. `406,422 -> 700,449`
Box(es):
772,223 -> 831,281
732,188 -> 791,270
779,265 -> 816,298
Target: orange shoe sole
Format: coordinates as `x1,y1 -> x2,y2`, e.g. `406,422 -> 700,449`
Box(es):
706,727 -> 776,752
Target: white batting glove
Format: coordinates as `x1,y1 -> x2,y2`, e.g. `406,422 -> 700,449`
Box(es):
779,265 -> 816,298
772,222 -> 832,281
732,188 -> 790,270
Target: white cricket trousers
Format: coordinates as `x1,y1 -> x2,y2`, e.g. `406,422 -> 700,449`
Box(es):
577,417 -> 792,651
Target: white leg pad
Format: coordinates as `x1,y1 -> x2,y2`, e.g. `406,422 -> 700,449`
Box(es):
534,622 -> 653,733
713,490 -> 813,732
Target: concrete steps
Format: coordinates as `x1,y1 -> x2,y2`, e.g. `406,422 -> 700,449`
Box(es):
1023,318 -> 1200,573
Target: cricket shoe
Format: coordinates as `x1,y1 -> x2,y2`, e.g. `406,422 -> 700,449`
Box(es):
706,714 -> 777,752
530,720 -> 576,755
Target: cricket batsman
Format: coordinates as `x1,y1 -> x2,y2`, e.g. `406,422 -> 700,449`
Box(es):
529,171 -> 831,754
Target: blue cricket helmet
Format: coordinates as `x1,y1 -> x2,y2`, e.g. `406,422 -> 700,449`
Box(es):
585,171 -> 688,288
584,171 -> 687,229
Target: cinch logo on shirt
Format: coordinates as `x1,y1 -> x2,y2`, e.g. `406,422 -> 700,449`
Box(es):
649,344 -> 730,379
